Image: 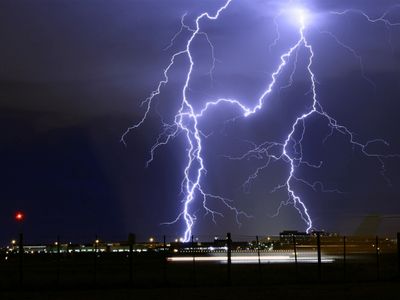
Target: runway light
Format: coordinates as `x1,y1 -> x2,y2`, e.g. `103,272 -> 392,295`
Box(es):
14,211 -> 25,222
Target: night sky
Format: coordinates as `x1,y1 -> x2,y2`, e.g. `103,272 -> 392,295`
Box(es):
1,0 -> 400,245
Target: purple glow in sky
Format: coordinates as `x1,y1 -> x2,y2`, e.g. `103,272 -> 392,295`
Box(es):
1,0 -> 400,243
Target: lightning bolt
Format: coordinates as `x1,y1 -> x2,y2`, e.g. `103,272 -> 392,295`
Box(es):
123,1 -> 399,241
330,6 -> 400,27
330,5 -> 400,55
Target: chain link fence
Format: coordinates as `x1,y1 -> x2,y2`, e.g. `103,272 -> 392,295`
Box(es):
1,232 -> 399,288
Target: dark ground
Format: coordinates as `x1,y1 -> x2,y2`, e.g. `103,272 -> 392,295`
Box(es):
1,282 -> 400,300
1,248 -> 399,299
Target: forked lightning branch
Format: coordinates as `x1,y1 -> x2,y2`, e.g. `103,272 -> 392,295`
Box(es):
122,0 -> 399,242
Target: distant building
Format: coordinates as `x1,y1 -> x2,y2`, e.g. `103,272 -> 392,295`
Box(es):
279,230 -> 310,245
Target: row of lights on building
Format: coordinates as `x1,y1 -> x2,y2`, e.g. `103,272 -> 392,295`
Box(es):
148,237 -> 189,243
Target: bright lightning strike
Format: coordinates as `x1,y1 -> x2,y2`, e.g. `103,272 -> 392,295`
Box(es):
290,7 -> 310,26
123,1 -> 399,242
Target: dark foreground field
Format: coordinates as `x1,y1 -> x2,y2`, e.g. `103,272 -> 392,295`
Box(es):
1,246 -> 399,299
1,281 -> 399,300
1,251 -> 398,287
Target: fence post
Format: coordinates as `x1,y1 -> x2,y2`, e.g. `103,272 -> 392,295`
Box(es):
163,235 -> 167,285
376,236 -> 380,280
317,232 -> 321,281
94,235 -> 98,284
192,235 -> 196,286
256,236 -> 262,284
397,232 -> 400,278
227,232 -> 232,285
128,233 -> 135,285
343,236 -> 346,281
19,232 -> 24,286
56,235 -> 61,284
293,235 -> 298,281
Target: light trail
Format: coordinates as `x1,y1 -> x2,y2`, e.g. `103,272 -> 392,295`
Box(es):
167,254 -> 334,264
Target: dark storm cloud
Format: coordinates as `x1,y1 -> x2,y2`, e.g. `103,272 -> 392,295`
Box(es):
1,0 -> 400,244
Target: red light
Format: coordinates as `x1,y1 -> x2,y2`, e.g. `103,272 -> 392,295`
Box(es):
15,211 -> 25,222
